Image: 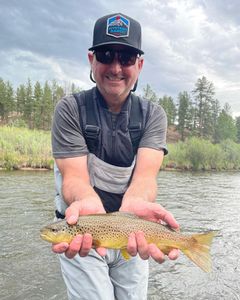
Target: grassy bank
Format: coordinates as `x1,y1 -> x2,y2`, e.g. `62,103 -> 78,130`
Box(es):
1,126 -> 240,171
162,137 -> 240,171
0,126 -> 53,170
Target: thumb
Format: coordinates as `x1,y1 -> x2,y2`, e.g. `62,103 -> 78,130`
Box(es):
65,201 -> 81,224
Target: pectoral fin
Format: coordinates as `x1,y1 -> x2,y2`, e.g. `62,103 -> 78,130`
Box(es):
158,245 -> 174,255
121,249 -> 131,260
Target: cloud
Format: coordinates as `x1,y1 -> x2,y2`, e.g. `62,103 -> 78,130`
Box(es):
137,0 -> 240,113
0,49 -> 91,89
0,0 -> 239,115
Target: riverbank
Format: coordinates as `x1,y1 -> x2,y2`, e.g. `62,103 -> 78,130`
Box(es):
1,126 -> 240,171
162,137 -> 240,171
0,126 -> 53,170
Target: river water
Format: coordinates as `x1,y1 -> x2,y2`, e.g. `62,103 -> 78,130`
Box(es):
0,170 -> 239,300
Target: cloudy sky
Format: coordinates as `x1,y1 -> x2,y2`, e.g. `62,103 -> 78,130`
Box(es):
0,0 -> 239,116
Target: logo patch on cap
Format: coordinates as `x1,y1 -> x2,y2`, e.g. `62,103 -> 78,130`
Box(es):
106,14 -> 130,38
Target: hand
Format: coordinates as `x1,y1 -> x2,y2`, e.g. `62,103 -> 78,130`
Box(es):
126,231 -> 179,263
52,197 -> 107,258
120,199 -> 180,263
120,198 -> 179,228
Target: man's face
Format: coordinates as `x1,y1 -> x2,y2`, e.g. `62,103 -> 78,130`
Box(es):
88,45 -> 144,108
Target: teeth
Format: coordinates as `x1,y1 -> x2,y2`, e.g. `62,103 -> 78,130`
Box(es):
107,75 -> 123,81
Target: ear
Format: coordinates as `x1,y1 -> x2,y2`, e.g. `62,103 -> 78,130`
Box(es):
88,51 -> 94,64
138,56 -> 144,71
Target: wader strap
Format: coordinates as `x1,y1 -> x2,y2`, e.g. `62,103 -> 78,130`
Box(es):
74,90 -> 100,153
128,95 -> 143,154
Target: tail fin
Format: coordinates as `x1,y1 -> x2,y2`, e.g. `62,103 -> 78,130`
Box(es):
182,231 -> 218,272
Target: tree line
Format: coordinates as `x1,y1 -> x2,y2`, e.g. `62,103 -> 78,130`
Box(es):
143,76 -> 240,143
0,78 -> 81,130
0,76 -> 240,143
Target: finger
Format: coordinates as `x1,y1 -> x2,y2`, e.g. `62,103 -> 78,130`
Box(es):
155,208 -> 179,230
127,232 -> 138,257
65,235 -> 83,259
96,247 -> 107,257
65,203 -> 80,224
52,242 -> 69,254
135,231 -> 149,260
79,234 -> 93,257
168,249 -> 180,260
148,244 -> 165,264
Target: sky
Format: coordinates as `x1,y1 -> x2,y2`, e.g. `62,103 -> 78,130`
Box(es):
0,0 -> 240,116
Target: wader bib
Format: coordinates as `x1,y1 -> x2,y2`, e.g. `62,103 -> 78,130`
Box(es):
55,87 -> 150,215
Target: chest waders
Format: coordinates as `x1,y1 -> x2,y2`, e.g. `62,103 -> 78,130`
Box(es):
55,88 -> 150,217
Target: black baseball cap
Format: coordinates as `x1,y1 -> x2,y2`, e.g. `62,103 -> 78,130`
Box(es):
89,13 -> 144,54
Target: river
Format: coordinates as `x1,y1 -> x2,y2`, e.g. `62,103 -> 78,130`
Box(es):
0,170 -> 239,300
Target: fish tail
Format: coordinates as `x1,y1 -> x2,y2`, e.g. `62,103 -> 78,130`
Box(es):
182,231 -> 218,272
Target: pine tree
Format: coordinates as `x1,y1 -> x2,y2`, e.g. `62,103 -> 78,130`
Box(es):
211,99 -> 221,143
192,76 -> 215,138
159,95 -> 177,126
177,91 -> 192,140
5,81 -> 15,118
71,83 -> 81,94
215,104 -> 237,142
142,84 -> 158,103
0,79 -> 14,123
236,116 -> 240,143
33,81 -> 43,129
42,81 -> 53,130
24,79 -> 34,128
52,80 -> 64,108
0,78 -> 7,122
16,84 -> 26,115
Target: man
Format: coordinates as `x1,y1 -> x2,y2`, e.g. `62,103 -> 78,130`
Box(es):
51,13 -> 179,300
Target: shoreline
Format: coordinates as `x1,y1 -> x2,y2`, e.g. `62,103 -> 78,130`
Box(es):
0,167 -> 51,171
0,166 -> 239,172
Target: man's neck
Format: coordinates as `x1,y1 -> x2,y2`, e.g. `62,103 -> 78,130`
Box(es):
96,87 -> 130,113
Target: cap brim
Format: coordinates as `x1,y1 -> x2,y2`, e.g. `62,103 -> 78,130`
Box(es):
89,42 -> 144,55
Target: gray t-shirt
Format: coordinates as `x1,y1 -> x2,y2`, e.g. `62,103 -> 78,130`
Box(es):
52,94 -> 168,159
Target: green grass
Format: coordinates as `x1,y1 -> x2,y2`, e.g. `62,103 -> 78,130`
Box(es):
1,126 -> 240,171
163,137 -> 240,171
0,126 -> 53,170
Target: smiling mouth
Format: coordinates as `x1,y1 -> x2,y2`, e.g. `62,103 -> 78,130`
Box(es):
106,75 -> 124,81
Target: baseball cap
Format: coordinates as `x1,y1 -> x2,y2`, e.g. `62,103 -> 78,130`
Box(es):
89,13 -> 144,54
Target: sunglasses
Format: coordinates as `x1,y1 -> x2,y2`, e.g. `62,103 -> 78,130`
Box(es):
94,48 -> 140,67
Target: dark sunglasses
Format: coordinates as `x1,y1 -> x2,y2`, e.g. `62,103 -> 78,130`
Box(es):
94,48 -> 140,67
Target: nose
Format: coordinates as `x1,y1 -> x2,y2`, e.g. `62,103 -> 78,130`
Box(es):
109,53 -> 122,73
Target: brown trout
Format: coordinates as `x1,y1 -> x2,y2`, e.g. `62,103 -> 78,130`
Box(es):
40,212 -> 217,272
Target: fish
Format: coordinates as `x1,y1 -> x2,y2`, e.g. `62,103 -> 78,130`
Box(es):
40,212 -> 217,272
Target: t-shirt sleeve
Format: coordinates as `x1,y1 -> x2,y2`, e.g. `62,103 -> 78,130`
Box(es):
139,103 -> 168,155
51,95 -> 89,158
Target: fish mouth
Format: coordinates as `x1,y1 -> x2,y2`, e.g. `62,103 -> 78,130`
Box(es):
40,227 -> 58,243
40,230 -> 55,243
40,228 -> 73,244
